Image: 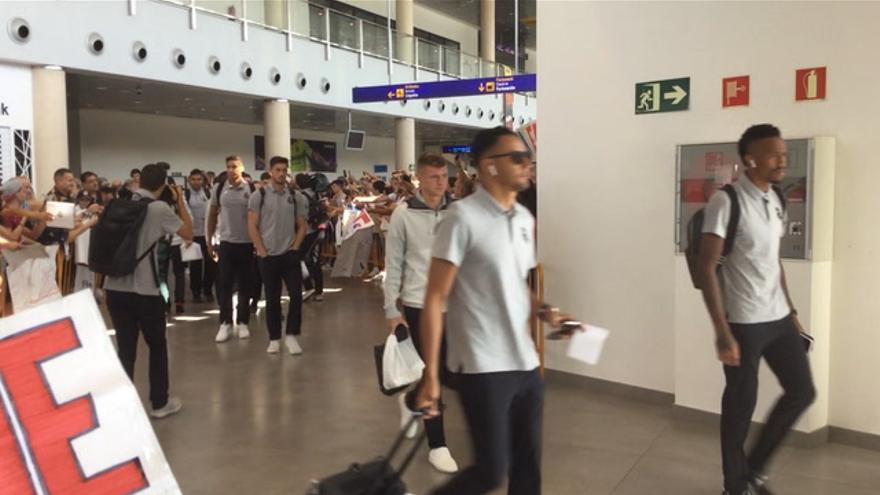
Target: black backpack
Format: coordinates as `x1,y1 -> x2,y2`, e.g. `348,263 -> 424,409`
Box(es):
88,197 -> 158,281
302,188 -> 329,230
685,184 -> 786,289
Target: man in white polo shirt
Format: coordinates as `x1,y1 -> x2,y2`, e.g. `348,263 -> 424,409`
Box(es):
698,124 -> 815,495
247,156 -> 308,355
206,155 -> 256,342
415,127 -> 575,495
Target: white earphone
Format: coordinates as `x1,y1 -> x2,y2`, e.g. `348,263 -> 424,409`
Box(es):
748,159 -> 757,168
487,165 -> 499,177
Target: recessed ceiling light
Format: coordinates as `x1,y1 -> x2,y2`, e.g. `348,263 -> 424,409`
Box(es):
184,97 -> 193,102
43,65 -> 63,71
200,107 -> 206,112
96,86 -> 108,91
133,100 -> 142,104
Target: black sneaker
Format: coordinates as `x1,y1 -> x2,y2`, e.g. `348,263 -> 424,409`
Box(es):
175,303 -> 185,315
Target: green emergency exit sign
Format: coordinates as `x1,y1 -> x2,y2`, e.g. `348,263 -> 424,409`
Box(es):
635,77 -> 690,114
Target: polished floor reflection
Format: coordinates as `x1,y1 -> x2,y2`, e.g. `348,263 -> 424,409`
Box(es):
116,279 -> 880,494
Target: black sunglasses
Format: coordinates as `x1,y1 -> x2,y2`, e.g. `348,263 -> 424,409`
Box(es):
486,150 -> 534,165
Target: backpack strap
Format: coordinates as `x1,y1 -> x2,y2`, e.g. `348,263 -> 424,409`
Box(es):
721,185 -> 740,259
259,187 -> 266,209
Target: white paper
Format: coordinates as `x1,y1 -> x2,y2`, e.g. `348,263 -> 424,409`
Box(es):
0,243 -> 48,268
180,242 -> 202,262
566,325 -> 610,365
0,292 -> 182,494
75,228 -> 91,264
46,201 -> 76,229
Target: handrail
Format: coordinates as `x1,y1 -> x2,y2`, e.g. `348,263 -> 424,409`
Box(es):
146,0 -> 530,89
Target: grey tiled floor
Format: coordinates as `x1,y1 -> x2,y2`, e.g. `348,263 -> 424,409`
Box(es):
119,279 -> 880,494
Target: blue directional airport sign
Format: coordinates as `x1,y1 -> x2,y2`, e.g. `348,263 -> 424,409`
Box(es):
352,74 -> 536,103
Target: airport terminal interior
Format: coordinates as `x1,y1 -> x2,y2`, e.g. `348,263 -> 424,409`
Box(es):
2,1 -> 880,494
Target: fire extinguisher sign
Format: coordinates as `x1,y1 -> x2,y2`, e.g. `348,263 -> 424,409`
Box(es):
796,67 -> 827,101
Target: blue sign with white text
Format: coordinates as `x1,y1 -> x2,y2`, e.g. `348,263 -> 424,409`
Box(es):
352,74 -> 536,103
442,145 -> 472,154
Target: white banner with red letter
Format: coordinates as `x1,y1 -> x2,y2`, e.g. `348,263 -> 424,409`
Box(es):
0,291 -> 181,494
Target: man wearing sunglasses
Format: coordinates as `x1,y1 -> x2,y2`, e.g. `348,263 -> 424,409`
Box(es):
415,126 -> 573,495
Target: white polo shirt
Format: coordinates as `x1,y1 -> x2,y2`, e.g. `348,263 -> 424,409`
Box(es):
432,186 -> 539,374
702,176 -> 790,324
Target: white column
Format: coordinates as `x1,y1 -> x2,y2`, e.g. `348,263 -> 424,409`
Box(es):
263,99 -> 291,163
395,117 -> 415,172
396,0 -> 414,64
480,0 -> 496,63
32,66 -> 69,194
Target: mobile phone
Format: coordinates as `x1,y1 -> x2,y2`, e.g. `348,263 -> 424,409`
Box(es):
546,320 -> 584,340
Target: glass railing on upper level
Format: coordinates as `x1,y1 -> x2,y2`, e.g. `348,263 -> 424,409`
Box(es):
151,0 -> 530,85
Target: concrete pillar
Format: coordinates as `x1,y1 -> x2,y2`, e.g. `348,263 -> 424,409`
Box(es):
395,117 -> 415,172
396,0 -> 414,64
265,0 -> 287,29
32,66 -> 69,195
263,99 -> 291,166
480,0 -> 496,63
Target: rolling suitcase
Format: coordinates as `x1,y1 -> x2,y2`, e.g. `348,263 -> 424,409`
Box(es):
306,415 -> 426,495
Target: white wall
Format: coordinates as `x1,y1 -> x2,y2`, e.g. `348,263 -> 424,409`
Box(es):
78,109 -> 396,180
539,1 -> 880,436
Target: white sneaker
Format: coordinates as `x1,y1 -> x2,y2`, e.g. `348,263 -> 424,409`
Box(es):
236,324 -> 250,339
428,447 -> 459,473
150,397 -> 183,419
399,394 -> 418,439
302,289 -> 316,302
285,335 -> 303,355
215,323 -> 233,343
266,340 -> 281,354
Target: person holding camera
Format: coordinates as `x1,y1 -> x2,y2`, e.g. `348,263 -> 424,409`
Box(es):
104,163 -> 193,419
697,124 -> 815,495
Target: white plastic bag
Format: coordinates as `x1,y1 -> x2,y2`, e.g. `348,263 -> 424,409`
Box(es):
381,332 -> 425,391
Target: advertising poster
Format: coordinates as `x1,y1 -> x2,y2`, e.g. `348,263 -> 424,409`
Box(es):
254,136 -> 338,173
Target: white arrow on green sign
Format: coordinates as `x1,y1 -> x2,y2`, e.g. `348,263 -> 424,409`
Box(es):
635,77 -> 690,114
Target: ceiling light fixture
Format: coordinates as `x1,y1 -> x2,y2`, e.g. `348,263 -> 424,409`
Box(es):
43,65 -> 63,71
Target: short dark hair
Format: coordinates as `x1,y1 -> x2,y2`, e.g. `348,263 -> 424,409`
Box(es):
80,171 -> 97,183
260,172 -> 271,181
156,161 -> 171,171
189,168 -> 203,177
373,180 -> 386,192
130,168 -> 141,177
268,156 -> 289,169
417,153 -> 449,170
471,126 -> 519,163
53,168 -> 73,181
225,155 -> 242,163
206,171 -> 216,177
140,163 -> 168,191
738,124 -> 781,163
